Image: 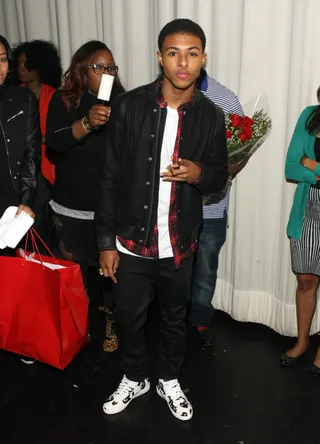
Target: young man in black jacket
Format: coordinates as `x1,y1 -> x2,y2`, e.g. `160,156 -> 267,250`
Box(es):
96,19 -> 228,421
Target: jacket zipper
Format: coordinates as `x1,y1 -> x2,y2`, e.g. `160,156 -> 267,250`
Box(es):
145,108 -> 162,243
0,121 -> 17,193
7,110 -> 24,122
54,125 -> 72,134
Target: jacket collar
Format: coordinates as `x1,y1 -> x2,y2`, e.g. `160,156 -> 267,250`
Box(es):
148,76 -> 201,108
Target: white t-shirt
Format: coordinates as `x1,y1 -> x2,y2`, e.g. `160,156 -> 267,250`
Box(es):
116,106 -> 179,258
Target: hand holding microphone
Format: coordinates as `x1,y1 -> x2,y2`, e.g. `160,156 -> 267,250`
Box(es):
86,73 -> 115,130
87,104 -> 111,128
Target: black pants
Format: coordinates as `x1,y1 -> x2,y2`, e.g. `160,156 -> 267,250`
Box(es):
113,252 -> 193,382
52,211 -> 113,308
52,212 -> 97,289
31,203 -> 55,253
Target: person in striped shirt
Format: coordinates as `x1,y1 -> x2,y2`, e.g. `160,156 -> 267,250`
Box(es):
190,69 -> 246,348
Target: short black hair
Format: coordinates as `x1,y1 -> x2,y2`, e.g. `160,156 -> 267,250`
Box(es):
13,40 -> 62,89
158,18 -> 206,52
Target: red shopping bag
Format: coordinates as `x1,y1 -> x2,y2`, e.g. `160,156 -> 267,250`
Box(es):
0,229 -> 89,369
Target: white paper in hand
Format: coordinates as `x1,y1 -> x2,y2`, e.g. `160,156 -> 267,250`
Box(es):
97,74 -> 114,102
0,206 -> 34,249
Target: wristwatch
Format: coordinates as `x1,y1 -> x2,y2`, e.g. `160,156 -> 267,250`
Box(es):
82,116 -> 93,132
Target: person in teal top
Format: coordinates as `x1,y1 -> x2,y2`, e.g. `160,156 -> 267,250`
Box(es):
282,88 -> 320,378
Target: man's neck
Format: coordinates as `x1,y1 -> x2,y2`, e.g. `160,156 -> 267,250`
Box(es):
26,79 -> 40,95
161,77 -> 195,109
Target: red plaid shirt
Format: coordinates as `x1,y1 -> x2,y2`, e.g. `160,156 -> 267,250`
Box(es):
118,79 -> 197,268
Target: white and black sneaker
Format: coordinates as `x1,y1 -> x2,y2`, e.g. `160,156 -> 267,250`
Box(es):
103,375 -> 150,415
156,379 -> 193,421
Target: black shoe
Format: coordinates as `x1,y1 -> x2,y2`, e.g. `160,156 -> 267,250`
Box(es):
280,350 -> 307,367
196,325 -> 214,349
311,364 -> 320,378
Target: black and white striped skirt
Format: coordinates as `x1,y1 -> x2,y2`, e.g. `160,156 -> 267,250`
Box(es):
291,187 -> 320,276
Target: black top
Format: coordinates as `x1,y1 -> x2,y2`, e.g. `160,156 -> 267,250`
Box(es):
311,137 -> 320,189
46,90 -> 113,211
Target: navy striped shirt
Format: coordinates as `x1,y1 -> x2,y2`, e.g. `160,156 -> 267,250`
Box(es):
200,75 -> 243,219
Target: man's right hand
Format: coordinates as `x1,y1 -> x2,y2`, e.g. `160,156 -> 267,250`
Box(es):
99,250 -> 120,283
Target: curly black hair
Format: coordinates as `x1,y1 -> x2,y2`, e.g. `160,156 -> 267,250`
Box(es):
12,40 -> 62,89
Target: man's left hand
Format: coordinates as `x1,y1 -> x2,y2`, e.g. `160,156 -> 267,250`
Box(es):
160,158 -> 201,184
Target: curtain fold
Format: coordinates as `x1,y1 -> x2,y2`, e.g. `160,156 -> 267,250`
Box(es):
1,0 -> 320,336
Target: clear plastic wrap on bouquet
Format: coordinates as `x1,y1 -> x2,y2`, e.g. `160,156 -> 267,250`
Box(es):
227,94 -> 272,167
202,95 -> 272,205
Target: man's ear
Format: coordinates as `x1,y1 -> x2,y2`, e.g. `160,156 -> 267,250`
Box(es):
201,52 -> 207,67
157,50 -> 164,67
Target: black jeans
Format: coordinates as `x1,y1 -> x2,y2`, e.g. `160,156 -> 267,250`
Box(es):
113,252 -> 193,382
52,212 -> 97,289
52,211 -> 113,309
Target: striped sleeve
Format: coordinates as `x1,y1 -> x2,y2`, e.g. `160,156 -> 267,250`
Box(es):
202,77 -> 243,117
230,95 -> 244,117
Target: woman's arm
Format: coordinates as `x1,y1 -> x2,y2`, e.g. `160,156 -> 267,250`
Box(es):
46,91 -> 87,152
285,107 -> 318,184
300,156 -> 320,179
19,91 -> 41,213
46,92 -> 111,152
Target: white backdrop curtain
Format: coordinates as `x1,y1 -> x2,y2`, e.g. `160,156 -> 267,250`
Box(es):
1,0 -> 320,336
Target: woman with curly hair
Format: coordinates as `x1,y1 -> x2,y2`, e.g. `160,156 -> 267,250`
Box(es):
13,40 -> 62,184
46,40 -> 125,352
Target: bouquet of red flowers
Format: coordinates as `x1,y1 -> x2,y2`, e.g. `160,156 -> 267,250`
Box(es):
226,96 -> 272,167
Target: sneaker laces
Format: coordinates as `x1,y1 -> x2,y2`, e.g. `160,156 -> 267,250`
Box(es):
162,379 -> 186,401
113,377 -> 137,398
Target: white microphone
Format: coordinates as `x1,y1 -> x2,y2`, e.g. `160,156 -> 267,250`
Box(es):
97,73 -> 115,105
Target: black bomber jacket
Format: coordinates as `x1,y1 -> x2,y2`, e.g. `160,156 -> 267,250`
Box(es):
95,78 -> 228,252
